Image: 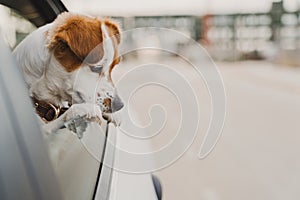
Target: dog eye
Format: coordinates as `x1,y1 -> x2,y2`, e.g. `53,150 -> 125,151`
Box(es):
89,66 -> 103,74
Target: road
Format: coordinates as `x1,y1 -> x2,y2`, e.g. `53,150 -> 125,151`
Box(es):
113,56 -> 300,200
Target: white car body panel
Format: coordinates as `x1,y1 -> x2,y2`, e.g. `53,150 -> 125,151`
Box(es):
46,122 -> 107,200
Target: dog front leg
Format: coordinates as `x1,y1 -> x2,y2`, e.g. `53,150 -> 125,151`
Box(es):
42,103 -> 103,135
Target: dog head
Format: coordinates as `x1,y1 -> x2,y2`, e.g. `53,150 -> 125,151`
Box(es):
47,12 -> 123,114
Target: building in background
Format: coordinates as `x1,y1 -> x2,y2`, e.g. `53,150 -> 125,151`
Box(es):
113,0 -> 300,64
2,0 -> 300,64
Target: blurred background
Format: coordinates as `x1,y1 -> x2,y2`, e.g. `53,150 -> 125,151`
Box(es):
1,0 -> 300,199
4,0 -> 300,64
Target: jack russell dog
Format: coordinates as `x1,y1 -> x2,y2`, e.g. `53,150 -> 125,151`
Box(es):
13,12 -> 124,136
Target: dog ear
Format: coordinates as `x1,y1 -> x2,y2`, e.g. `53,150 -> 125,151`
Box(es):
48,13 -> 104,71
104,19 -> 121,45
104,19 -> 121,74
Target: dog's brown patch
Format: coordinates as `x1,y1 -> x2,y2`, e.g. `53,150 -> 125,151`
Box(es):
52,41 -> 82,72
103,97 -> 111,107
48,13 -> 104,72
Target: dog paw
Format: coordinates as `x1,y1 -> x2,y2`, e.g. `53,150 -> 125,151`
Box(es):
68,103 -> 103,121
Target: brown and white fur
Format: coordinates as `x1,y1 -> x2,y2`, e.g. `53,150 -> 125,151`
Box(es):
13,12 -> 123,134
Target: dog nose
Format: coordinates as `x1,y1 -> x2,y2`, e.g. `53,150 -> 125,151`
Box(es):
111,95 -> 124,112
